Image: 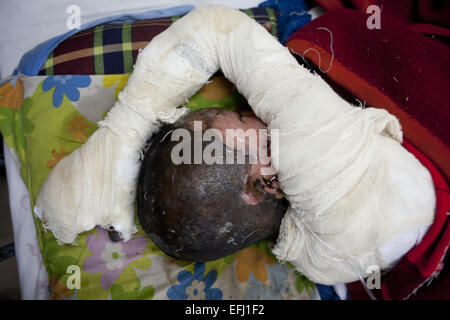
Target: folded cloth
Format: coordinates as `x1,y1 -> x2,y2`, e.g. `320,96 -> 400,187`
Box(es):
286,7 -> 450,299
258,0 -> 311,43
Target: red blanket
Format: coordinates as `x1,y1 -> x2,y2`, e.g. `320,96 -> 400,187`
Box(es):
286,4 -> 450,299
314,0 -> 450,35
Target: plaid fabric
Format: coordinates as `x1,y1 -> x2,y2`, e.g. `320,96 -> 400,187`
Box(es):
38,7 -> 278,75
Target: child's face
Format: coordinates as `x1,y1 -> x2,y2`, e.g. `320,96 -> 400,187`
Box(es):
137,108 -> 288,261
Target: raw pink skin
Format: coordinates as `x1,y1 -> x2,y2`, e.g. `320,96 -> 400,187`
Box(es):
211,110 -> 280,205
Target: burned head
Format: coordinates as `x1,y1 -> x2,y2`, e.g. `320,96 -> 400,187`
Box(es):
137,108 -> 288,261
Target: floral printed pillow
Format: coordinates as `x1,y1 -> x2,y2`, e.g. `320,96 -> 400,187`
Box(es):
0,74 -> 319,300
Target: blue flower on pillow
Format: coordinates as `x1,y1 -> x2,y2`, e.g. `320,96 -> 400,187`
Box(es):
42,75 -> 91,108
167,262 -> 223,300
244,263 -> 291,300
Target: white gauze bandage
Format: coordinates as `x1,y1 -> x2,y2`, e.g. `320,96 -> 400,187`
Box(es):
34,6 -> 435,284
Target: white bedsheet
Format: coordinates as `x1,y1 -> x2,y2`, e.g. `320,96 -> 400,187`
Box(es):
4,142 -> 49,299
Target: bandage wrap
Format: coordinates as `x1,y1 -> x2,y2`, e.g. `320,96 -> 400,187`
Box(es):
35,6 -> 435,284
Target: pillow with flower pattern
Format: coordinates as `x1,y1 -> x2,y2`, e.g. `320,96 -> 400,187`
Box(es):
0,73 -> 319,300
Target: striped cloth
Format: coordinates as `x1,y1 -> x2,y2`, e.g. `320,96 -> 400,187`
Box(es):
38,7 -> 278,75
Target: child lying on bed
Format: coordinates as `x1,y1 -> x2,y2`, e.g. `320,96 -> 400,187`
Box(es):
34,5 -> 436,286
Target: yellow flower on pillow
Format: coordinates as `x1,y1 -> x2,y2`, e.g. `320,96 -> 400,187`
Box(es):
49,275 -> 74,300
103,74 -> 130,100
68,115 -> 90,142
46,147 -> 67,169
233,247 -> 276,283
0,79 -> 24,110
197,75 -> 235,101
